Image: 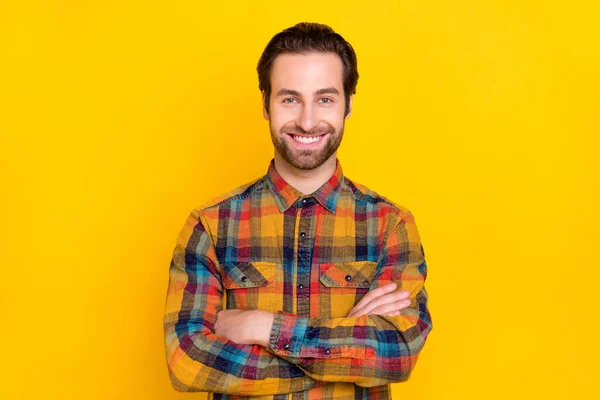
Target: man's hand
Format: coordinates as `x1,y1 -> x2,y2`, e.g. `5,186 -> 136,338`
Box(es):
214,309 -> 274,347
347,282 -> 411,317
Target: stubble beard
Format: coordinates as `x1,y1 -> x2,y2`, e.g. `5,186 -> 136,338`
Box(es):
269,118 -> 345,170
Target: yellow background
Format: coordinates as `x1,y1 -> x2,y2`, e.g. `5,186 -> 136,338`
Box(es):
1,1 -> 598,399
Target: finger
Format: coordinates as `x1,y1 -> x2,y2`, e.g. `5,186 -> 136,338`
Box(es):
375,309 -> 401,317
351,294 -> 407,317
353,298 -> 412,318
348,285 -> 403,317
369,298 -> 412,316
349,283 -> 397,316
349,289 -> 410,317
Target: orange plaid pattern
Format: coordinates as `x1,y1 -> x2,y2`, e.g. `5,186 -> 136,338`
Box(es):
163,158 -> 433,399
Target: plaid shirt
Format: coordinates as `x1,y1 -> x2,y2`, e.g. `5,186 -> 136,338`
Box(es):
163,158 -> 433,400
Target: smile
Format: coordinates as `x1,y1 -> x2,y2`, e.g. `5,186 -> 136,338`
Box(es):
290,134 -> 326,144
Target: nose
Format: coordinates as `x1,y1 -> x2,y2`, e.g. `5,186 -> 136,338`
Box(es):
296,103 -> 319,133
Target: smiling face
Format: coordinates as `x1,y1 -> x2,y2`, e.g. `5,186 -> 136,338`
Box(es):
263,52 -> 353,170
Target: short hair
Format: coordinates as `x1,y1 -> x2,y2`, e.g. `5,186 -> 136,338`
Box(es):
257,22 -> 359,117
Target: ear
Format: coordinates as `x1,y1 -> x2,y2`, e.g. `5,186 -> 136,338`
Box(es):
262,91 -> 269,120
345,94 -> 354,119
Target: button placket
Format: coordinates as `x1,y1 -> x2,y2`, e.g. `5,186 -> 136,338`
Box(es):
296,197 -> 314,316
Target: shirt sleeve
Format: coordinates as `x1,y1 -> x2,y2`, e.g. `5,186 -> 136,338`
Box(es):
265,211 -> 433,387
163,209 -> 318,395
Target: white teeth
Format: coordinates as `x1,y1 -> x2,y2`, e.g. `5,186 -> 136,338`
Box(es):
293,135 -> 323,144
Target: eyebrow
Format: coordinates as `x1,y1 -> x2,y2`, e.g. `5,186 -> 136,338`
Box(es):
275,87 -> 340,97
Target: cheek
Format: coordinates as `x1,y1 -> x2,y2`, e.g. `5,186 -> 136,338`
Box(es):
271,108 -> 298,129
321,112 -> 345,129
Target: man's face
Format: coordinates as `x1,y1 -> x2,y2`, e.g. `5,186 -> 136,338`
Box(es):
263,52 -> 352,170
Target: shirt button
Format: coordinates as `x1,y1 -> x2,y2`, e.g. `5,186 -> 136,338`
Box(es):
298,284 -> 304,290
300,232 -> 306,238
283,343 -> 290,350
325,348 -> 331,354
345,275 -> 352,281
241,276 -> 248,283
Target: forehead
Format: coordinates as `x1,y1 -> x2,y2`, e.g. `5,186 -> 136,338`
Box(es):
270,52 -> 344,94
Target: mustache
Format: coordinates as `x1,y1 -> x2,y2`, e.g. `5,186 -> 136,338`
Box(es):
282,125 -> 334,136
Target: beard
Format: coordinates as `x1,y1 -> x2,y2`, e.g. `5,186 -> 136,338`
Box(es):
269,119 -> 345,170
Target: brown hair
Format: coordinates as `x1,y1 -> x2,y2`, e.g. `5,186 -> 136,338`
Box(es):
257,22 -> 359,117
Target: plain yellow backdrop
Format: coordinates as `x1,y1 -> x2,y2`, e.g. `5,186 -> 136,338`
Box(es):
1,1 -> 598,399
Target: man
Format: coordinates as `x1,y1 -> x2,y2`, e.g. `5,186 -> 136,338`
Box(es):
163,22 -> 433,399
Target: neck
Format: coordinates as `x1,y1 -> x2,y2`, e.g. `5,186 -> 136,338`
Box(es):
273,153 -> 337,195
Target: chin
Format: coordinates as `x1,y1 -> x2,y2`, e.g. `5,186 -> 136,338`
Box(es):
289,154 -> 331,170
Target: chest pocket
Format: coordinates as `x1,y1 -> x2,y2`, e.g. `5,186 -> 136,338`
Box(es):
221,261 -> 277,312
319,261 -> 378,318
319,261 -> 378,288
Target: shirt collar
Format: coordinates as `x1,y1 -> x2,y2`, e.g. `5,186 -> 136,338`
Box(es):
265,158 -> 344,213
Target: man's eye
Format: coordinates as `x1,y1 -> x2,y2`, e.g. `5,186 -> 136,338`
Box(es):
320,98 -> 333,104
283,98 -> 298,104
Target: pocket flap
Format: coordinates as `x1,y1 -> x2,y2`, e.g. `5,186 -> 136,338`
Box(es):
319,261 -> 378,288
221,261 -> 276,289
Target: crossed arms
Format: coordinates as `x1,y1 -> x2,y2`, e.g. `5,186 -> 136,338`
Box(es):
163,209 -> 433,395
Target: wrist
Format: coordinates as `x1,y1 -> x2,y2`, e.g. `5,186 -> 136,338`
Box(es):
253,310 -> 274,347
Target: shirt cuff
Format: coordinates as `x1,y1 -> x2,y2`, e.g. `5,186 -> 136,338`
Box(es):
268,310 -> 308,357
268,311 -> 375,359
